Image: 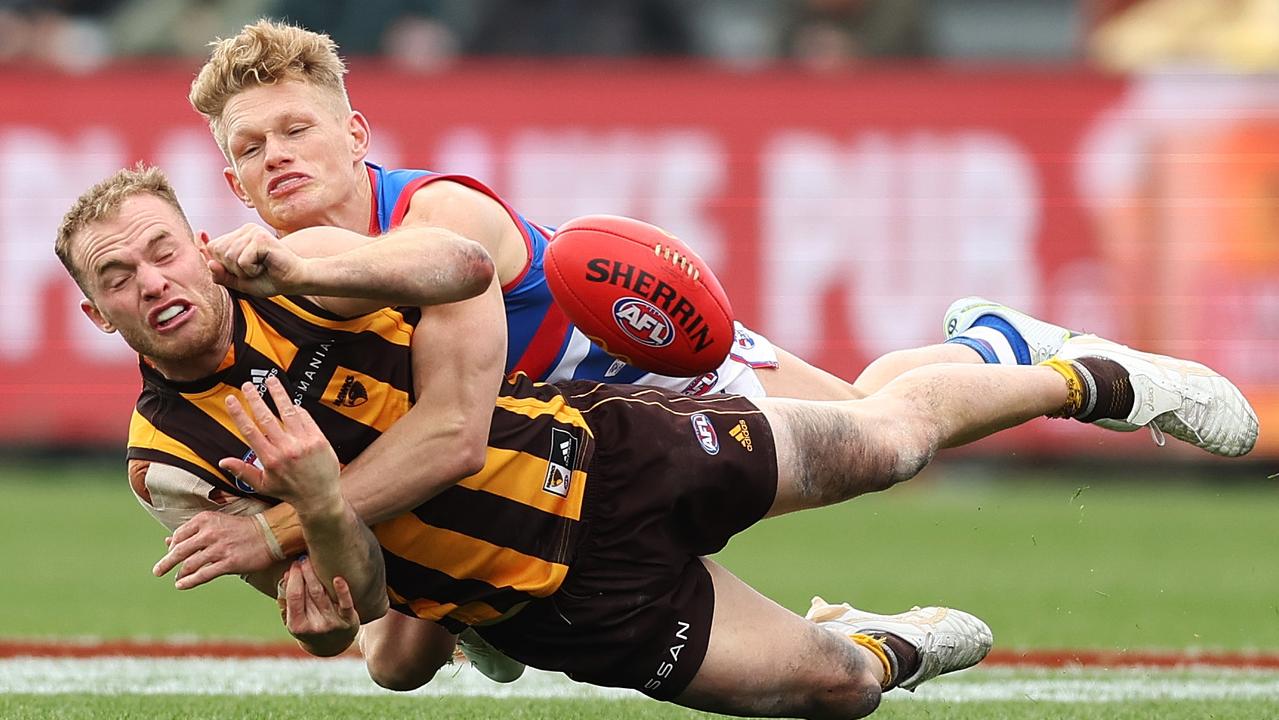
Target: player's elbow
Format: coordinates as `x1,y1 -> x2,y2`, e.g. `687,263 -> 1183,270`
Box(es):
453,435 -> 488,479
440,235 -> 495,303
441,417 -> 490,479
461,241 -> 496,298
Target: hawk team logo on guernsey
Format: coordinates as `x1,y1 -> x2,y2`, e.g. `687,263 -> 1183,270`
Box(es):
543,428 -> 580,498
690,413 -> 719,455
612,297 -> 675,348
334,375 -> 369,408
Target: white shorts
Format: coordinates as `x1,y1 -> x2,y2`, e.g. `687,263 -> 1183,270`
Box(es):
629,322 -> 779,399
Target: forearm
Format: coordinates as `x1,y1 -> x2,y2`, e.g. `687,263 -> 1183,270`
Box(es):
296,498 -> 388,623
337,279 -> 506,523
264,281 -> 507,550
288,225 -> 494,306
261,401 -> 487,555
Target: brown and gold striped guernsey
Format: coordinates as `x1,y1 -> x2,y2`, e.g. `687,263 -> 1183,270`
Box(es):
126,291 -> 593,632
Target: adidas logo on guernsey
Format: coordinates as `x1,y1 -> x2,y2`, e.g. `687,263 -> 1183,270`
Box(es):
250,368 -> 277,396
729,420 -> 752,451
334,375 -> 369,408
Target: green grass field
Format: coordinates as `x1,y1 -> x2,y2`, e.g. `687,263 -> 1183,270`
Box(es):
2,457 -> 1277,718
2,693 -> 1275,720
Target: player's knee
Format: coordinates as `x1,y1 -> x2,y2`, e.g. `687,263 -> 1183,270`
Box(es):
868,401 -> 940,490
790,626 -> 884,719
364,641 -> 450,692
799,671 -> 882,720
366,655 -> 441,691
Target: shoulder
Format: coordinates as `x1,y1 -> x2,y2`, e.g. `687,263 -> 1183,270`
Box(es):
405,178 -> 509,225
127,458 -> 271,532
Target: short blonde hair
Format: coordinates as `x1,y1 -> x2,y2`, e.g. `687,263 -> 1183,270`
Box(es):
190,19 -> 350,157
56,163 -> 191,294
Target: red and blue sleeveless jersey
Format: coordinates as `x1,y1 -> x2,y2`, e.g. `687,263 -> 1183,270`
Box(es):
367,162 -> 656,384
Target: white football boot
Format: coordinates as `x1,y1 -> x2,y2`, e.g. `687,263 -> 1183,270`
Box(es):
943,296 -> 1077,365
1056,335 -> 1259,457
456,628 -> 526,683
806,597 -> 993,692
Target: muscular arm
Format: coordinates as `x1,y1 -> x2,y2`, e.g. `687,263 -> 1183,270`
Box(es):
287,223 -> 495,317
180,181 -> 520,575
205,221 -> 495,318
286,181 -> 515,526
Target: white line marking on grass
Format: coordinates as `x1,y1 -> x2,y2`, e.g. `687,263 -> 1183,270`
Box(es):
2,659 -> 1278,703
0,658 -> 639,699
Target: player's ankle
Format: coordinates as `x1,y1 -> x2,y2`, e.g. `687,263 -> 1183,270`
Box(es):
874,632 -> 920,689
1041,357 -> 1134,422
1071,357 -> 1135,423
850,632 -> 920,690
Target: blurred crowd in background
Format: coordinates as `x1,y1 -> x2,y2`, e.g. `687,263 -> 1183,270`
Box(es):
1,0 -> 1277,73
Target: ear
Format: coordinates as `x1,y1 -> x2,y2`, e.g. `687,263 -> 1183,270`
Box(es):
224,166 -> 254,208
80,298 -> 116,334
349,111 -> 371,163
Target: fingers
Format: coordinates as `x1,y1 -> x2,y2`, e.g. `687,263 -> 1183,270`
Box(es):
154,535 -> 223,589
216,457 -> 264,488
208,225 -> 272,280
298,554 -> 332,609
153,542 -> 187,577
263,376 -> 302,430
332,576 -> 356,618
234,236 -> 269,278
173,558 -> 231,590
153,513 -> 211,576
285,558 -> 307,625
225,390 -> 272,457
227,381 -> 286,452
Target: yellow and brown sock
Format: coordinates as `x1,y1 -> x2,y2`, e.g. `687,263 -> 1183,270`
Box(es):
850,633 -> 920,690
1040,357 -> 1134,422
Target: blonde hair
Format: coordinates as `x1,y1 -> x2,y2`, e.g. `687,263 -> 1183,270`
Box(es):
190,19 -> 351,157
56,163 -> 191,294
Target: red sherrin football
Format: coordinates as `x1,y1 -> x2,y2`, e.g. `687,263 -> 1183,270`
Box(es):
545,215 -> 734,377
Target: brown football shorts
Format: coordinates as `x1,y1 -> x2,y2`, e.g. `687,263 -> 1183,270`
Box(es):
476,381 -> 778,700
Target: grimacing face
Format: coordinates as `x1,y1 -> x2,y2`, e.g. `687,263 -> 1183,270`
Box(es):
75,193 -> 231,381
221,79 -> 370,233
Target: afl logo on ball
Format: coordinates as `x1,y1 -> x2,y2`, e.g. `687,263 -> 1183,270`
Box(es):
612,297 -> 675,348
690,413 -> 720,455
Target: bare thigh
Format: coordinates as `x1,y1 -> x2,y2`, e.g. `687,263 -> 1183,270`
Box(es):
758,347 -> 865,400
756,396 -> 913,518
675,558 -> 882,719
760,344 -> 982,401
851,343 -> 981,396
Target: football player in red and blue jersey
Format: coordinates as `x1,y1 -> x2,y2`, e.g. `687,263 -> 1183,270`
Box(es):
176,18 -> 1028,687
170,18 -> 1254,696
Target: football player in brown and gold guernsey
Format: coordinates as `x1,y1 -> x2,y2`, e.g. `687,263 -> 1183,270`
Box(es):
170,18 -> 1263,690
57,165 -> 1256,719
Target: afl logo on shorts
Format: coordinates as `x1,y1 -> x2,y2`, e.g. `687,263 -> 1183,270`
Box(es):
681,371 -> 719,397
690,413 -> 720,455
612,297 -> 675,348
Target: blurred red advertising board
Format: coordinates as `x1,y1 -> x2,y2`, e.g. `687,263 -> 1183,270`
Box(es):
0,64 -> 1272,456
